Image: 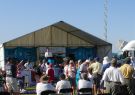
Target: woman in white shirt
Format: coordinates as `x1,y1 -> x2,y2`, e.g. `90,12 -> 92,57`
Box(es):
36,75 -> 55,95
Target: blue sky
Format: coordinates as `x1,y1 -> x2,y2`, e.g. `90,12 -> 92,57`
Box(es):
0,0 -> 135,52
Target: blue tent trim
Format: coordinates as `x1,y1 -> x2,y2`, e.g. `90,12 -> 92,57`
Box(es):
5,47 -> 37,62
66,47 -> 96,60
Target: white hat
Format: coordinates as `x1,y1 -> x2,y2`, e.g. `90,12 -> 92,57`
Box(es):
103,56 -> 110,64
69,60 -> 74,64
85,59 -> 90,63
78,59 -> 81,63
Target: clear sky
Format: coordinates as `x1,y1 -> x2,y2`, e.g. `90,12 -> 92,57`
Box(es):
0,0 -> 135,52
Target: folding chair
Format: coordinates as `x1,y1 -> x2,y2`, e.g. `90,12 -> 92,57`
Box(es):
97,94 -> 110,95
0,92 -> 10,95
41,90 -> 56,95
78,88 -> 92,95
59,88 -> 73,95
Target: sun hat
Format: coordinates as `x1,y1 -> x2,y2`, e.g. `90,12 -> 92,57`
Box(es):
103,56 -> 110,64
85,59 -> 90,63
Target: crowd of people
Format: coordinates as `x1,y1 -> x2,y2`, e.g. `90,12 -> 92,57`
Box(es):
0,55 -> 135,95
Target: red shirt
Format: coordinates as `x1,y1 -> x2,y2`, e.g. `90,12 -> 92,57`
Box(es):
47,68 -> 54,83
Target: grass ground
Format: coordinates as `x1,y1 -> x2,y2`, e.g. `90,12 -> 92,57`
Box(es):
21,94 -> 36,95
25,86 -> 35,91
20,86 -> 36,95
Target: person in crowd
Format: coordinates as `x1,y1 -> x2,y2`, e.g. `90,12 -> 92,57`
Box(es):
5,57 -> 19,95
56,74 -> 71,95
17,60 -> 25,71
47,58 -> 55,65
45,48 -> 53,58
41,59 -> 47,74
88,57 -> 102,95
24,60 -> 33,70
34,61 -> 42,83
88,58 -> 95,79
79,59 -> 90,74
130,57 -> 135,69
16,67 -> 26,93
45,48 -> 55,66
46,64 -> 55,83
76,59 -> 82,69
100,58 -> 125,95
63,57 -> 70,78
0,68 -> 7,92
68,60 -> 76,93
130,57 -> 135,78
78,73 -> 93,95
102,56 -> 111,73
112,56 -> 121,67
45,62 -> 50,73
89,57 -> 95,66
76,60 -> 82,86
36,75 -> 55,95
119,57 -> 135,95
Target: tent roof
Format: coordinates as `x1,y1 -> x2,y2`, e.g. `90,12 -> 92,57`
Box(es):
52,21 -> 111,46
3,21 -> 111,47
122,40 -> 135,51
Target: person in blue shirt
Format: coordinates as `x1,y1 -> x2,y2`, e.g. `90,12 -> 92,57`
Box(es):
76,60 -> 82,86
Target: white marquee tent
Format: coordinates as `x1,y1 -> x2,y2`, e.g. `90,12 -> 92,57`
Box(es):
122,40 -> 135,51
0,21 -> 112,70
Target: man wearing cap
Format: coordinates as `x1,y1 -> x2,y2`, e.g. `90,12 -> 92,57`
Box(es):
119,57 -> 135,95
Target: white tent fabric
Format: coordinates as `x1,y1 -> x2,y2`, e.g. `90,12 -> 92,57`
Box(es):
122,40 -> 135,51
